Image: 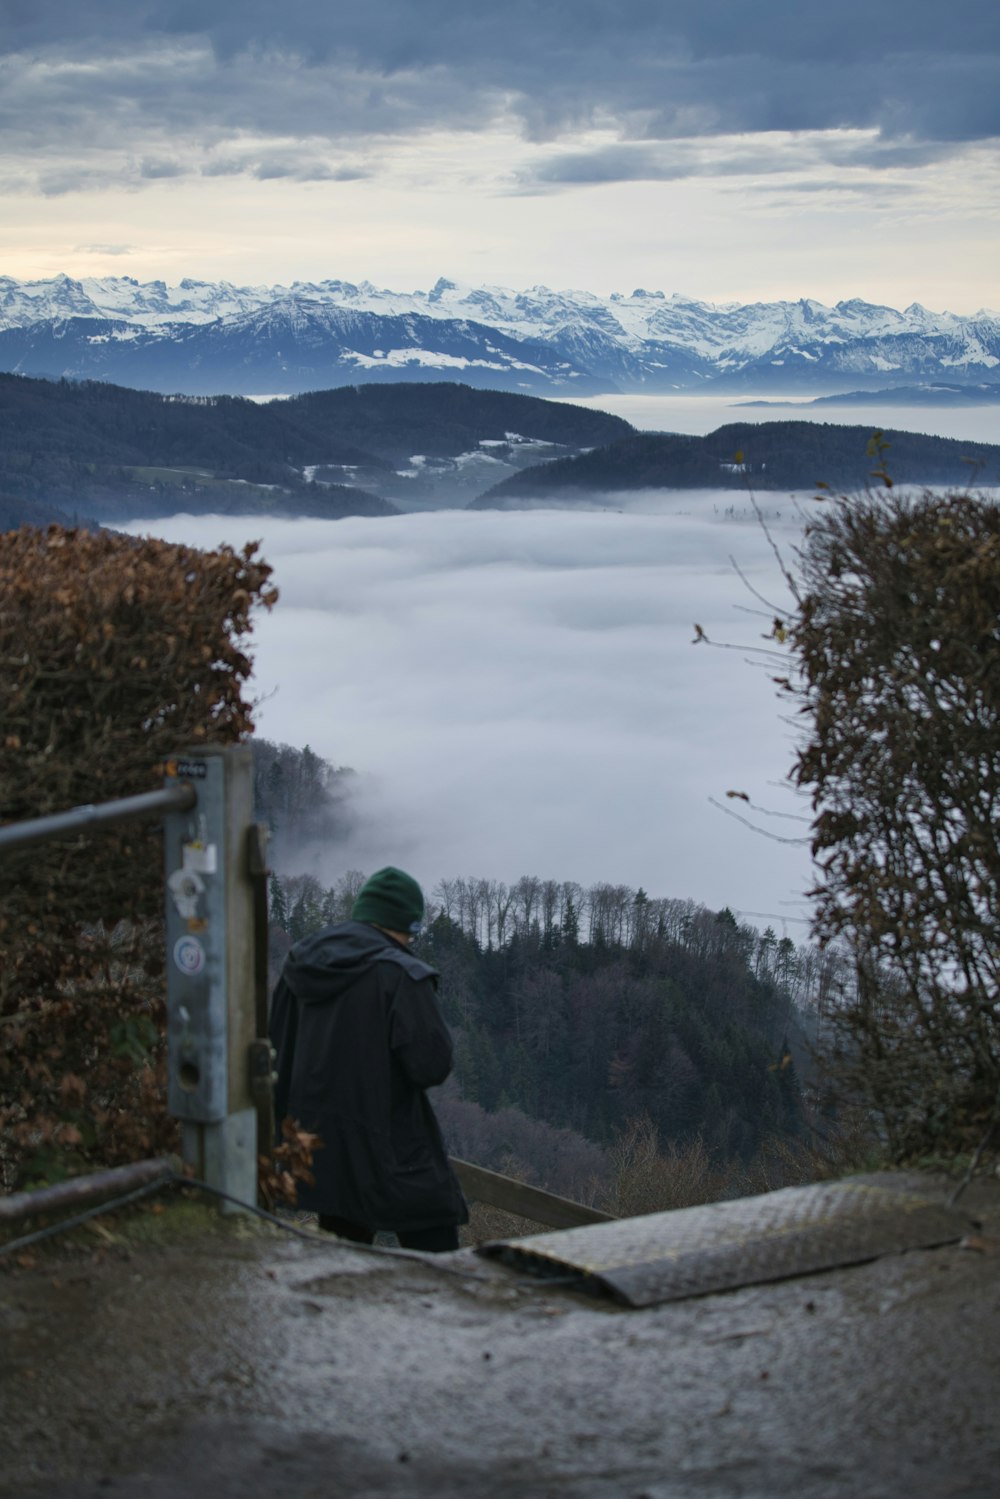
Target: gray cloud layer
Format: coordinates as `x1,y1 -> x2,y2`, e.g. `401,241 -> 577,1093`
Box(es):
123,497 -> 813,925
4,2 -> 998,192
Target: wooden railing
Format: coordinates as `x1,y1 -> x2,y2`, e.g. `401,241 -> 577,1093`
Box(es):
450,1157 -> 613,1229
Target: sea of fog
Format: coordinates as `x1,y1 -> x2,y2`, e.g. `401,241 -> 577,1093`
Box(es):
567,392 -> 1000,445
125,493 -> 821,932
250,390 -> 999,446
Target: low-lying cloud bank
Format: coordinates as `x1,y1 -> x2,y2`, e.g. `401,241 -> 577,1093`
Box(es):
125,493 -> 814,929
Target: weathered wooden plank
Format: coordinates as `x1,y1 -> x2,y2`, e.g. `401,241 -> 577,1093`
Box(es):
449,1156 -> 615,1230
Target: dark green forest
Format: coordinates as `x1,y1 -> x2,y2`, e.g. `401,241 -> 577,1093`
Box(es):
252,737 -> 358,867
474,420 -> 1000,504
251,743 -> 845,1199
0,374 -> 631,526
270,864 -> 823,1159
253,740 -> 843,1200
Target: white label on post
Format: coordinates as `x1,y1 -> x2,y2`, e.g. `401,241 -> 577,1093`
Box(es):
182,841 -> 218,875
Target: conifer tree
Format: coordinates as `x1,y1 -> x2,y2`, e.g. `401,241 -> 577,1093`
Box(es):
269,874 -> 289,932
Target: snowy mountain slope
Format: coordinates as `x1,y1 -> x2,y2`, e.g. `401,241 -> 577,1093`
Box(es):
0,302 -> 604,397
1,274 -> 998,396
0,274 -> 268,329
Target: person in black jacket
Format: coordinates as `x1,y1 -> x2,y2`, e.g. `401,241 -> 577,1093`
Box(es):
269,866 -> 468,1252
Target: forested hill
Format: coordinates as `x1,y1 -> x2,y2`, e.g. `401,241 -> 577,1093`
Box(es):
0,373 -> 632,527
471,420 -> 1000,506
269,862 -> 827,1177
255,742 -> 828,1199
285,382 -> 632,460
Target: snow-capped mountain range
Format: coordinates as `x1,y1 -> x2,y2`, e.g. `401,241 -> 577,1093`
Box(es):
1,273 -> 998,398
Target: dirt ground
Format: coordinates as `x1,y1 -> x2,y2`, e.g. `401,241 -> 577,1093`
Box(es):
2,1175 -> 999,1499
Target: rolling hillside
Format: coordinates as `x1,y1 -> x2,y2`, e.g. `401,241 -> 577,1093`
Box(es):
0,375 -> 633,525
471,421 -> 1000,506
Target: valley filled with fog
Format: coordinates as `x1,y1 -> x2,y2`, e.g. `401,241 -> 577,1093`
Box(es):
126,492 -> 817,930
567,392 -> 1000,445
122,391 -> 1000,929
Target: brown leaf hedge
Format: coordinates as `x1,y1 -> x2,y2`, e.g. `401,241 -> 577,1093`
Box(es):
0,525 -> 277,1190
789,490 -> 1000,1161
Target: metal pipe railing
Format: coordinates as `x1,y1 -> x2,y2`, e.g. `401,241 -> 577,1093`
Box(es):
0,1157 -> 179,1227
0,782 -> 197,853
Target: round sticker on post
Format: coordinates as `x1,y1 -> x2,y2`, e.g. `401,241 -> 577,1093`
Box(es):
173,935 -> 206,977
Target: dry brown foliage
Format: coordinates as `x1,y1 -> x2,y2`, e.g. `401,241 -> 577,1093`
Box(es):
605,1110 -> 880,1220
0,525 -> 277,1189
605,1116 -> 726,1215
258,1116 -> 324,1211
789,490 -> 1000,1161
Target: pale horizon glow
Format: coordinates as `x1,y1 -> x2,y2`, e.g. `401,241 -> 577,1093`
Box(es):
569,394 -> 1000,446
4,153 -> 1000,315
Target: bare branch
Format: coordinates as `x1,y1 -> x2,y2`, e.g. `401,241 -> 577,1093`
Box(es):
708,796 -> 811,845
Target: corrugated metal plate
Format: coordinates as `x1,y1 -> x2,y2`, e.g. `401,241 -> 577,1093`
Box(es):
477,1173 -> 974,1307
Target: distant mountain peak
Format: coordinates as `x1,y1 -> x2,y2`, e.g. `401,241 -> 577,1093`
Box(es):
0,274 -> 997,399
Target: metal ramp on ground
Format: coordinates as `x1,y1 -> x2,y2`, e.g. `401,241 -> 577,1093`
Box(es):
477,1173 -> 975,1308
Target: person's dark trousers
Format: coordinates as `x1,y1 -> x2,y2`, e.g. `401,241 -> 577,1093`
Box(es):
319,1214 -> 458,1253
397,1223 -> 459,1252
318,1214 -> 374,1244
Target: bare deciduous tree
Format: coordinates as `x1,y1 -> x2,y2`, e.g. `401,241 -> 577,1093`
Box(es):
788,489 -> 1000,1160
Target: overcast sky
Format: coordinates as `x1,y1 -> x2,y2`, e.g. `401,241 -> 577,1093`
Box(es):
4,1 -> 998,309
124,498 -> 816,932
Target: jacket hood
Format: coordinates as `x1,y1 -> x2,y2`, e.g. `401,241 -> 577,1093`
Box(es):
282,920 -> 437,1003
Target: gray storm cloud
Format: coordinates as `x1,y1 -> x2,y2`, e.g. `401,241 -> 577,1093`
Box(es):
123,498 -> 815,928
525,131 -> 965,188
3,1 -> 998,192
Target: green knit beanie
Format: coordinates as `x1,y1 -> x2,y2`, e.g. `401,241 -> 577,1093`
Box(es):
351,866 -> 425,935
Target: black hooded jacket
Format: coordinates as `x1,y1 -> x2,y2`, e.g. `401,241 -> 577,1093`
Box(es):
269,920 -> 467,1231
